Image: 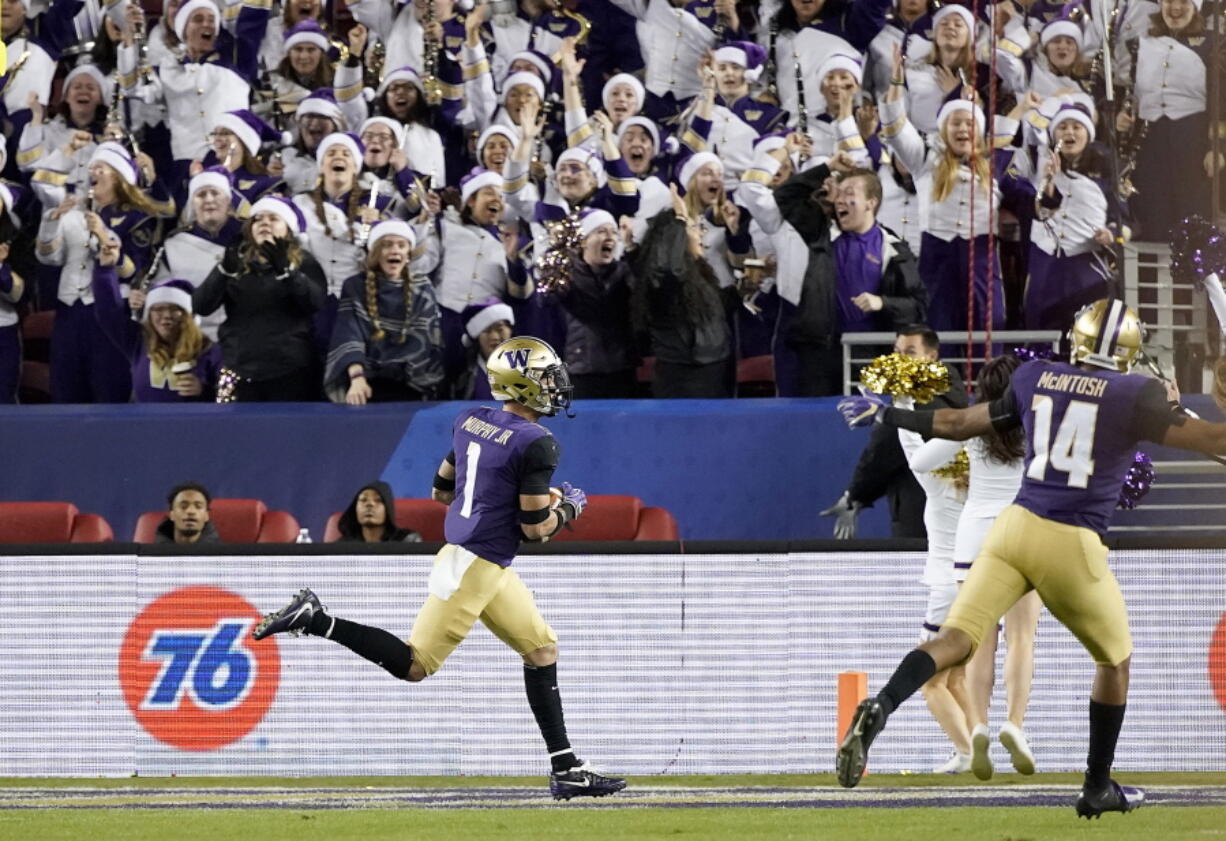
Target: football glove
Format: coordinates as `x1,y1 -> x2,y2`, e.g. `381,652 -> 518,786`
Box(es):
819,491 -> 863,540
837,393 -> 886,428
558,482 -> 587,521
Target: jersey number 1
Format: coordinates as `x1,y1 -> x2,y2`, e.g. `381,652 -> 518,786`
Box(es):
1027,396 -> 1098,488
460,441 -> 482,518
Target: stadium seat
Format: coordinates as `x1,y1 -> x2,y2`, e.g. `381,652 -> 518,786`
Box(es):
323,498 -> 448,542
0,502 -> 114,543
20,310 -> 55,364
736,354 -> 776,398
322,497 -> 678,543
18,360 -> 52,403
132,498 -> 301,543
551,495 -> 679,542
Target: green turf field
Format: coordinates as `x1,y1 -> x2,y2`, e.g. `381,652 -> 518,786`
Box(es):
1,773 -> 1222,841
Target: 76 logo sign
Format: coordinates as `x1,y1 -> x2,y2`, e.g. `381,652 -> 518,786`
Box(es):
142,620 -> 255,711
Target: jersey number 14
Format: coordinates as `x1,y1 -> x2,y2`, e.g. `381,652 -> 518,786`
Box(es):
1026,396 -> 1099,488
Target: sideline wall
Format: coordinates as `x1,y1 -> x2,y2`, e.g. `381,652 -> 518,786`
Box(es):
2,549 -> 1222,776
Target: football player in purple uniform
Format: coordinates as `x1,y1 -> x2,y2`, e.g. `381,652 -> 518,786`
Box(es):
833,299 -> 1226,818
253,336 -> 626,801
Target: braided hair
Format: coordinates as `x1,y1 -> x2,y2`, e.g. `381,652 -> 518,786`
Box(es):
365,240 -> 414,343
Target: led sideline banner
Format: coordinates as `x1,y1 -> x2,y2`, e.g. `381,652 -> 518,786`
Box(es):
0,550 -> 1222,776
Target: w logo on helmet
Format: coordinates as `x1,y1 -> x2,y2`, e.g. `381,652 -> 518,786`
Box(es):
501,348 -> 532,370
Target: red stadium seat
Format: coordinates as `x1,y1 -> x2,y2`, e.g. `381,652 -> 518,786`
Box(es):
0,502 -> 114,543
322,497 -> 677,543
18,361 -> 52,403
132,498 -> 300,543
20,310 -> 55,364
551,495 -> 679,542
736,354 -> 776,398
324,498 -> 448,542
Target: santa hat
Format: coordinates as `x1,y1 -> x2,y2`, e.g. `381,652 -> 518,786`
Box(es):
602,73 -> 645,112
0,180 -> 26,229
1051,103 -> 1096,142
360,116 -> 406,148
377,66 -> 424,98
174,0 -> 219,41
216,110 -> 292,156
460,168 -> 503,205
315,132 -> 365,166
501,71 -> 546,105
753,132 -> 788,155
1040,18 -> 1084,49
64,63 -> 112,102
936,98 -> 985,137
367,219 -> 416,253
283,19 -> 331,51
143,279 -> 195,319
297,88 -> 344,125
507,49 -> 554,83
817,53 -> 864,86
477,124 -> 520,157
616,116 -> 660,151
250,196 -> 307,235
555,146 -> 607,189
677,151 -> 723,194
578,208 -> 616,240
89,141 -> 140,186
932,3 -> 975,32
713,41 -> 768,83
188,166 -> 233,202
461,296 -> 515,346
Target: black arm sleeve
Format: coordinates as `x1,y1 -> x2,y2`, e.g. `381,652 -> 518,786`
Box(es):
519,435 -> 560,497
1133,379 -> 1186,442
846,424 -> 910,507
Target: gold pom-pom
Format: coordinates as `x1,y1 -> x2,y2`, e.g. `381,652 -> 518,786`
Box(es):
536,214 -> 584,295
931,448 -> 970,482
860,352 -> 951,404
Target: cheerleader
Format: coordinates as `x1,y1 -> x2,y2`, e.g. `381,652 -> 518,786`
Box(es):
909,354 -> 1040,779
1021,103 -> 1123,332
324,220 -> 443,404
881,45 -> 1034,337
1126,0 -> 1219,239
17,65 -> 109,196
36,142 -> 161,402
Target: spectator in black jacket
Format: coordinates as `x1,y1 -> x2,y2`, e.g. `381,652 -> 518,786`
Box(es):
155,481 -> 222,545
334,481 -> 421,543
631,190 -> 737,399
194,197 -> 328,402
821,325 -> 967,539
552,209 -> 637,399
774,157 -> 928,397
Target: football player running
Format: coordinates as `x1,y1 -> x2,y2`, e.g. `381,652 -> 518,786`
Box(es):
834,299 -> 1226,818
253,337 -> 626,801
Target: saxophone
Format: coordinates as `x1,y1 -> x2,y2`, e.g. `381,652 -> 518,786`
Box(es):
422,0 -> 443,106
366,39 -> 386,89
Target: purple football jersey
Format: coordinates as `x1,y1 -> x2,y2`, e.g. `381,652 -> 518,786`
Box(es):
444,406 -> 556,566
1008,360 -> 1171,534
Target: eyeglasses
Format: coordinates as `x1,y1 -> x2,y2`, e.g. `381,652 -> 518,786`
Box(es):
360,130 -> 396,143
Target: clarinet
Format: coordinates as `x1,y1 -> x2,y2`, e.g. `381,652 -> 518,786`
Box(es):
1116,38 -> 1147,199
422,0 -> 443,106
795,58 -> 809,164
764,17 -> 779,103
85,186 -> 100,253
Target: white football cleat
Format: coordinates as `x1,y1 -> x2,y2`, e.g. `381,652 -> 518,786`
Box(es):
999,721 -> 1036,775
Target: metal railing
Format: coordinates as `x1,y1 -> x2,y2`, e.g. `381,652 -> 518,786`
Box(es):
1109,460 -> 1226,535
840,330 -> 1062,395
1120,241 -> 1211,390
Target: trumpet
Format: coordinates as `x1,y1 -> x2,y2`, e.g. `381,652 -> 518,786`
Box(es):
422,0 -> 443,106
